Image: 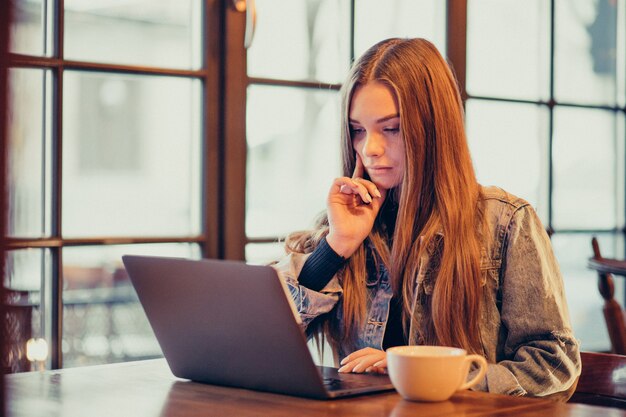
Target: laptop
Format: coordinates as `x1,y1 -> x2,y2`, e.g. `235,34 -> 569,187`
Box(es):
122,254 -> 394,399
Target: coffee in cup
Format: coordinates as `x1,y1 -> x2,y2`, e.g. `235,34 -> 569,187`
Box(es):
386,345 -> 488,402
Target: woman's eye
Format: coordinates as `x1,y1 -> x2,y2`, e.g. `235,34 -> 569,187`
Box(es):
384,127 -> 400,134
350,127 -> 365,136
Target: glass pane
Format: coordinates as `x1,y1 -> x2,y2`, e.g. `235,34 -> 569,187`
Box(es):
248,0 -> 350,84
246,86 -> 341,238
354,0 -> 447,58
62,243 -> 200,368
8,68 -> 52,238
64,0 -> 201,69
467,0 -> 550,100
245,242 -> 286,265
465,100 -> 550,223
62,71 -> 202,237
552,107 -> 619,230
555,0 -> 618,105
551,232 -> 625,352
619,0 -> 626,107
10,0 -> 46,56
4,249 -> 51,372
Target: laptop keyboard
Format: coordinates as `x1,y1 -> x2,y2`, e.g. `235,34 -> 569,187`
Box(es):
318,365 -> 393,393
323,377 -> 342,386
323,375 -> 383,390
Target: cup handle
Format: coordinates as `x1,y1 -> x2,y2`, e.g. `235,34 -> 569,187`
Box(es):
458,354 -> 488,391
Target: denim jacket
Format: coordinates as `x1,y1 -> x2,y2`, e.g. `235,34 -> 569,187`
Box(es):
272,186 -> 581,397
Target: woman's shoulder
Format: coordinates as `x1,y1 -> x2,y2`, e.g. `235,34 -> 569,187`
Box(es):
477,185 -> 543,235
478,185 -> 531,212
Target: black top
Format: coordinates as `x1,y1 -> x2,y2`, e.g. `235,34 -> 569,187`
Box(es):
298,237 -> 346,291
382,295 -> 405,349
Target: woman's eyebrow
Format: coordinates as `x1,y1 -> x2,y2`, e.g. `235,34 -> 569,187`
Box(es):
376,114 -> 400,123
348,114 -> 399,124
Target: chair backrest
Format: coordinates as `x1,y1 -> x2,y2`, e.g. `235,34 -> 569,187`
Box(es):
590,237 -> 626,355
570,351 -> 626,408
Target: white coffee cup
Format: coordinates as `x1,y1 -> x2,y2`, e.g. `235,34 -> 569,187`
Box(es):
386,345 -> 488,402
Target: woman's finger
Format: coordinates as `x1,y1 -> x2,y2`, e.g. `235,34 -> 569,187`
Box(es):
338,348 -> 386,373
351,355 -> 383,373
338,353 -> 386,373
340,347 -> 378,365
354,177 -> 382,199
333,177 -> 373,204
366,358 -> 388,374
373,358 -> 387,368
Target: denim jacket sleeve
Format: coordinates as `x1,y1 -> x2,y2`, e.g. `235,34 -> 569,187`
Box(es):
475,204 -> 581,397
271,251 -> 343,329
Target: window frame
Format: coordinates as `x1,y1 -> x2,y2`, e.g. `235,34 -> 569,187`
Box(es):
1,0 -> 12,409
3,0 -> 238,369
464,0 -> 626,242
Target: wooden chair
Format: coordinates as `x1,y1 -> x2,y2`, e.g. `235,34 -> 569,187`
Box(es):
589,237 -> 626,355
570,351 -> 626,408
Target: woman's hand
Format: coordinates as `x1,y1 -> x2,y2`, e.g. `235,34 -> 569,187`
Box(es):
338,347 -> 388,374
326,155 -> 386,258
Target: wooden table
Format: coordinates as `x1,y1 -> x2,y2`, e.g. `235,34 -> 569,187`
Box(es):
6,359 -> 625,417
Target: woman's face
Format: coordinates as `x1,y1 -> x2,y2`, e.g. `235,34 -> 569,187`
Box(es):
349,81 -> 405,190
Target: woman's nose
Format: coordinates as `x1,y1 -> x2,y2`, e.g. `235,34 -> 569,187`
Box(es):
363,133 -> 385,157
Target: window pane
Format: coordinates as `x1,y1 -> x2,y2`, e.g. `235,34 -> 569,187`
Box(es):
245,242 -> 286,265
62,243 -> 200,368
466,99 -> 550,223
4,249 -> 51,372
467,0 -> 550,100
555,0 -> 618,105
62,71 -> 202,237
64,0 -> 201,69
615,0 -> 626,107
354,0 -> 447,58
248,0 -> 350,84
551,232 -> 624,352
8,68 -> 52,238
552,107 -> 619,230
10,0 -> 46,56
246,86 -> 341,238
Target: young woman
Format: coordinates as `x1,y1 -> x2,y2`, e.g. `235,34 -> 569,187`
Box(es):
272,38 -> 580,398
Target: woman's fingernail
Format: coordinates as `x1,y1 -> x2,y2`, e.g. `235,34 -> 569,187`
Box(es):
374,189 -> 381,198
364,194 -> 372,203
338,365 -> 347,373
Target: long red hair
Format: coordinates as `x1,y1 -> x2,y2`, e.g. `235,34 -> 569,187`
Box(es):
287,38 -> 484,354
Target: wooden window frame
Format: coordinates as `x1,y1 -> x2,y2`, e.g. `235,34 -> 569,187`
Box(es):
2,0 -> 243,369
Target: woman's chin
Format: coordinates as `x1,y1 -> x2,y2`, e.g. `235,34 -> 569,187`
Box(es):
371,178 -> 401,191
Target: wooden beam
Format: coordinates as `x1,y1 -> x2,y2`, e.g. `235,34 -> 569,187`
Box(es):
0,0 -> 12,411
446,0 -> 468,101
221,4 -> 247,261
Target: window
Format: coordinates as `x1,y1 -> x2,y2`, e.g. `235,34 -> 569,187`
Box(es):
466,0 -> 625,351
4,0 -> 222,371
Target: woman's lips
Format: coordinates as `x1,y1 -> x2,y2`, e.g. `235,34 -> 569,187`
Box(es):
367,166 -> 392,174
